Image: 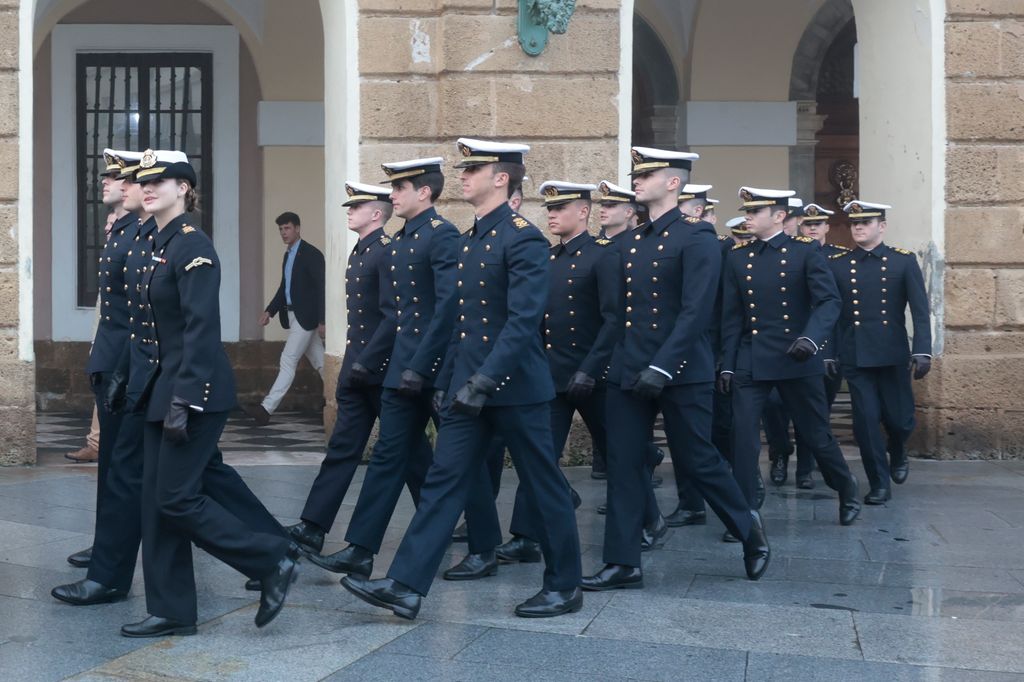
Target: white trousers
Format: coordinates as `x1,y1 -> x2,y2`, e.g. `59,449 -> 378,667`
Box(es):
261,311 -> 325,413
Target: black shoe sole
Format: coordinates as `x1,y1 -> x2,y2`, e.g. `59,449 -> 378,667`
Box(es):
580,580 -> 643,592
340,580 -> 418,620
863,497 -> 891,506
66,558 -> 91,568
255,564 -> 299,629
496,554 -> 542,564
51,591 -> 128,606
121,625 -> 197,638
442,568 -> 498,581
307,555 -> 371,577
665,516 -> 706,528
515,600 -> 583,618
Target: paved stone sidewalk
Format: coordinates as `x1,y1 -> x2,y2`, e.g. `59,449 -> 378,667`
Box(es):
1,453 -> 1023,681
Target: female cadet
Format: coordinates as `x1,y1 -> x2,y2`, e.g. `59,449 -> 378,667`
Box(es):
120,152 -> 299,638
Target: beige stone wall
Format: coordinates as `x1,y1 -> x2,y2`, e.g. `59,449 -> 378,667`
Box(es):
322,1 -> 625,455
1,0 -> 34,464
915,1 -> 1024,457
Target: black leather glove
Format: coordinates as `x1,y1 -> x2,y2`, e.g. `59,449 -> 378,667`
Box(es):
824,359 -> 839,379
633,367 -> 667,401
164,396 -> 191,445
717,372 -> 732,395
431,389 -> 445,416
452,373 -> 497,417
910,355 -> 931,380
350,362 -> 372,387
786,337 -> 817,362
397,369 -> 426,398
565,371 -> 596,403
104,369 -> 128,414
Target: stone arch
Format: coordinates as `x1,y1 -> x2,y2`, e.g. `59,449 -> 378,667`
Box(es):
632,13 -> 680,148
789,0 -> 855,102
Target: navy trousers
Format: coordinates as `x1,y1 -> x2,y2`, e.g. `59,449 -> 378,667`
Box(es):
141,413 -> 289,624
842,364 -> 915,491
388,402 -> 581,596
604,383 -> 752,568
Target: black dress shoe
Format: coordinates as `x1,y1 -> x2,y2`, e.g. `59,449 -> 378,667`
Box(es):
651,474 -> 663,488
741,511 -> 770,581
864,487 -> 892,505
245,578 -> 260,592
51,578 -> 128,606
839,477 -> 862,526
596,504 -> 607,515
665,507 -> 706,527
451,521 -> 469,543
286,520 -> 325,555
443,551 -> 498,581
121,615 -> 197,638
581,564 -> 643,591
570,487 -> 582,510
770,457 -> 788,486
255,543 -> 301,628
308,543 -> 373,577
496,535 -> 542,563
890,454 -> 909,485
515,587 -> 583,618
67,547 -> 92,568
754,469 -> 766,509
796,474 -> 815,489
341,576 -> 421,620
722,530 -> 740,543
590,469 -> 607,480
640,515 -> 668,552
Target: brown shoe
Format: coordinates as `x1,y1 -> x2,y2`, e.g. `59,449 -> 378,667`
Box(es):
245,403 -> 271,426
65,446 -> 99,463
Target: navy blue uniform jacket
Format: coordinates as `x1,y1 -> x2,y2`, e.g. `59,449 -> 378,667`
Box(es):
827,243 -> 931,367
607,210 -> 721,388
438,203 -> 555,406
543,231 -> 623,390
139,215 -> 237,420
117,216 -> 159,411
340,227 -> 396,387
87,212 -> 140,374
383,207 -> 459,390
721,232 -> 841,381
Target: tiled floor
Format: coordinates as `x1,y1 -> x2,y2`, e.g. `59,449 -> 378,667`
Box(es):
11,408 -> 1019,681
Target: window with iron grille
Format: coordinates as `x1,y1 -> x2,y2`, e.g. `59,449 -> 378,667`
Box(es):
76,53 -> 213,307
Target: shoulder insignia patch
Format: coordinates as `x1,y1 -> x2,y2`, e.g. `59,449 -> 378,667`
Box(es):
431,219 -> 443,228
792,235 -> 814,243
181,225 -> 196,235
512,216 -> 530,229
732,240 -> 754,250
380,236 -> 392,245
829,250 -> 853,260
828,243 -> 851,251
184,256 -> 214,271
717,234 -> 729,241
893,247 -> 913,255
684,215 -> 701,224
595,238 -> 612,246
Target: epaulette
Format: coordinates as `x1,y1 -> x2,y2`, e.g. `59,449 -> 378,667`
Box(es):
829,250 -> 852,259
792,235 -> 814,243
595,238 -> 612,246
717,234 -> 729,241
431,219 -> 443,228
892,246 -> 913,255
684,216 -> 701,224
828,243 -> 850,251
380,236 -> 391,245
512,215 -> 530,229
732,240 -> 754,250
181,225 -> 196,235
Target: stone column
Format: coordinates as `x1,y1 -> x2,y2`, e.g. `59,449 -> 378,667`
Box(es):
789,100 -> 825,202
0,2 -> 33,465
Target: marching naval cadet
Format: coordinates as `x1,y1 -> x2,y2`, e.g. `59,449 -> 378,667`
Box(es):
283,182 -> 431,558
583,148 -> 770,592
597,180 -> 640,243
828,200 -> 931,504
727,216 -> 755,243
62,149 -> 139,572
122,152 -> 299,638
52,150 -> 146,604
718,187 -> 861,531
341,138 -> 583,619
313,156 -> 506,584
493,181 -> 628,565
703,197 -> 720,226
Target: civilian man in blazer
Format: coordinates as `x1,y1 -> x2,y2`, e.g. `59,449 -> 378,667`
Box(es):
247,212 -> 326,425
